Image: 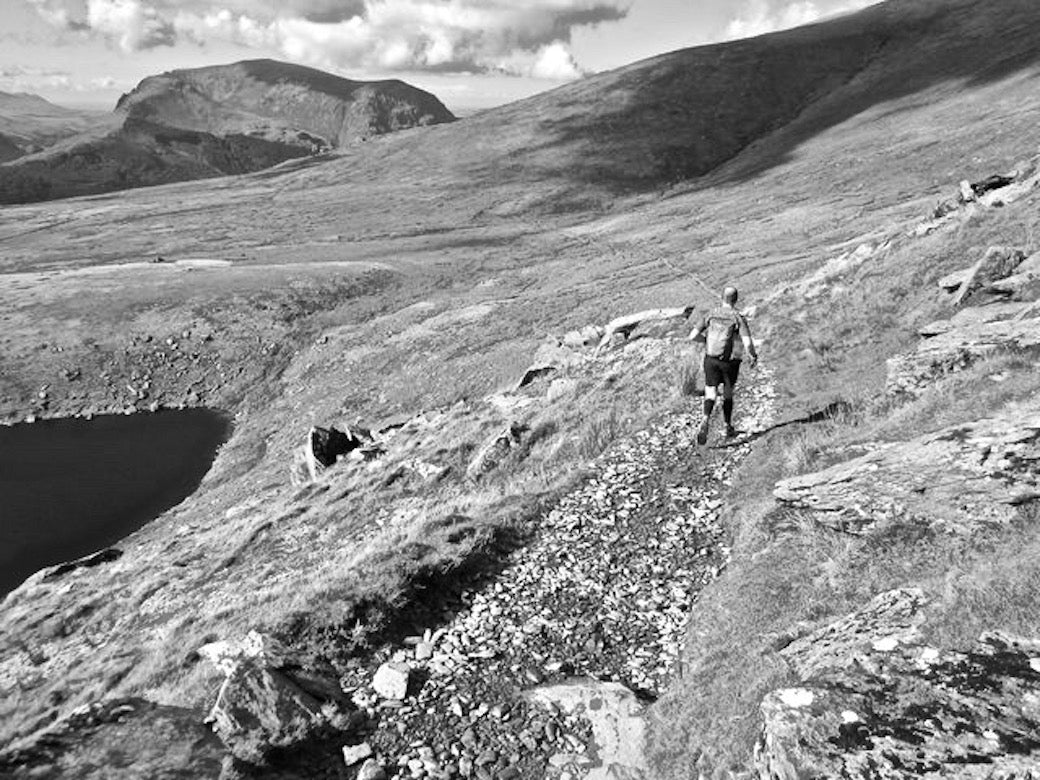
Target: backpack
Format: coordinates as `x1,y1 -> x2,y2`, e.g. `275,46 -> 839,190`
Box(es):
704,309 -> 741,360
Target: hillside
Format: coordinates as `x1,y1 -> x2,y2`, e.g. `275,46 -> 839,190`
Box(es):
0,60 -> 455,204
0,91 -> 106,157
0,132 -> 21,162
1,0 -> 1040,778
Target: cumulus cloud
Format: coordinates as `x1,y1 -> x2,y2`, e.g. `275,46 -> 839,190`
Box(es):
28,0 -> 628,79
725,0 -> 879,40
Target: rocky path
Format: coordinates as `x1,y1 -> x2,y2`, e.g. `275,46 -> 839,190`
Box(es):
340,370 -> 777,780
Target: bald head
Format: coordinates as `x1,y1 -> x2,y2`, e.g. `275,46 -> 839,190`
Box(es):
722,286 -> 739,305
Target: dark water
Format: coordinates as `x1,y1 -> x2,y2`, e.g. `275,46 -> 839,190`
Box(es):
0,409 -> 231,596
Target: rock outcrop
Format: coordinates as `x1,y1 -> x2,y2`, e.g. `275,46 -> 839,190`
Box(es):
886,315 -> 1040,397
755,591 -> 1040,780
774,398 -> 1040,535
887,248 -> 1040,396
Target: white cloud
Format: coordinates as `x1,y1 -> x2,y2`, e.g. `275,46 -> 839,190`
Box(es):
725,0 -> 879,40
28,0 -> 628,80
86,0 -> 174,50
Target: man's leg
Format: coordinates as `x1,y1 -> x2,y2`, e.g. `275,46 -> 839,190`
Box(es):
698,356 -> 722,444
722,360 -> 741,437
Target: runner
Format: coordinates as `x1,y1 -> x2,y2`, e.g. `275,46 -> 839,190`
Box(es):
688,286 -> 759,444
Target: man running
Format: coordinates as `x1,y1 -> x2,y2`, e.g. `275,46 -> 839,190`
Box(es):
688,286 -> 758,444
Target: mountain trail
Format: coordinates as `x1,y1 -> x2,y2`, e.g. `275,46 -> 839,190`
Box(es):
342,368 -> 777,780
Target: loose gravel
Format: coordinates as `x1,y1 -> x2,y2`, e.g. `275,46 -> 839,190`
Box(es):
343,370 -> 777,780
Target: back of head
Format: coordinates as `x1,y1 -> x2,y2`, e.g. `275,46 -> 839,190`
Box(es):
722,286 -> 739,306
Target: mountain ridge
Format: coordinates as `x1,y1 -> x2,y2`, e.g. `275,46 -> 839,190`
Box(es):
0,59 -> 456,204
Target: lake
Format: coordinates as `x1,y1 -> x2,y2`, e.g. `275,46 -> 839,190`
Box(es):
0,409 -> 231,596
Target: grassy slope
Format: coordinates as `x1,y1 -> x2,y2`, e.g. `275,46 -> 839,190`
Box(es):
2,0 -> 1040,768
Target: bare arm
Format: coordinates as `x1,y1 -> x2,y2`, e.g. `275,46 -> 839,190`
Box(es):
688,315 -> 708,342
739,316 -> 758,365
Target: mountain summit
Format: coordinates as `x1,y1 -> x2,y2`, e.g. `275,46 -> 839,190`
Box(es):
116,59 -> 455,150
0,60 -> 455,204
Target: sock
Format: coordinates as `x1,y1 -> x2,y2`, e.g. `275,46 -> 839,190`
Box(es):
703,399 -> 715,420
723,398 -> 734,426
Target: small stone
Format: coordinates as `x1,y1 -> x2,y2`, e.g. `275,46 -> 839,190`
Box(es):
475,749 -> 497,767
496,768 -> 520,780
416,642 -> 435,661
372,662 -> 411,700
357,759 -> 388,780
343,742 -> 374,766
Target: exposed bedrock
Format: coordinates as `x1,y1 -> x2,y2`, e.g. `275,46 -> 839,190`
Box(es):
754,590 -> 1040,780
774,398 -> 1040,535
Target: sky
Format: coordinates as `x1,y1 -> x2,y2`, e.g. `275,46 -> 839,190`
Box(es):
0,0 -> 882,113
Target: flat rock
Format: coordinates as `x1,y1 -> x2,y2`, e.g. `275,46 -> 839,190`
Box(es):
526,679 -> 648,780
886,316 -> 1040,397
754,631 -> 1040,780
917,301 -> 1033,338
774,398 -> 1040,535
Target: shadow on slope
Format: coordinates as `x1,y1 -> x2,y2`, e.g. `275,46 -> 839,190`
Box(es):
450,0 -> 1040,195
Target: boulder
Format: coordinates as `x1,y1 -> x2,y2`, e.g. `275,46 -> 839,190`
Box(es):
466,422 -> 526,481
969,172 -> 1016,197
516,363 -> 558,389
201,631 -> 356,763
562,325 -> 605,349
775,398 -> 1040,536
886,316 -> 1040,397
207,660 -> 327,763
299,424 -> 377,482
595,306 -> 694,351
754,625 -> 1040,780
952,246 -> 1027,306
